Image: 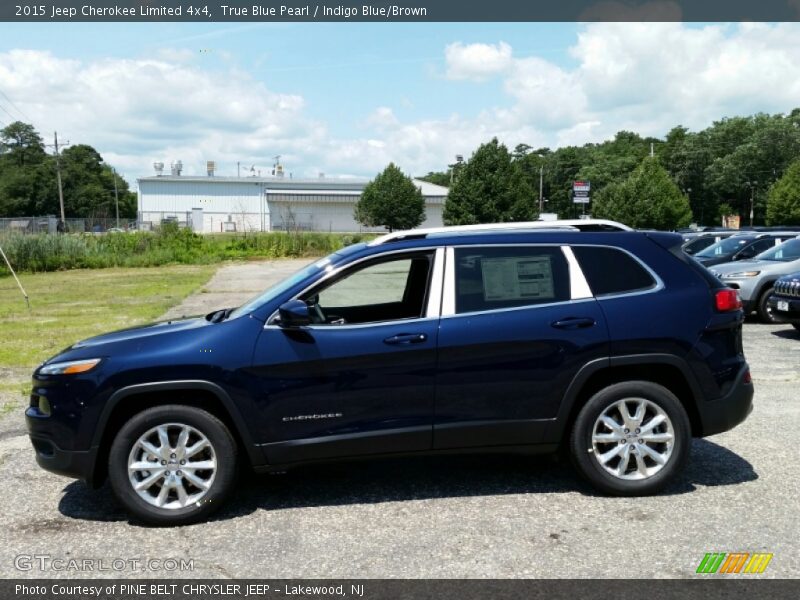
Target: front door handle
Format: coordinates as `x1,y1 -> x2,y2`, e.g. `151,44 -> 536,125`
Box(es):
383,333 -> 428,345
551,317 -> 596,330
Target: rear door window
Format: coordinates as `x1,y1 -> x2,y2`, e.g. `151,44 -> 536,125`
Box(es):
454,246 -> 570,314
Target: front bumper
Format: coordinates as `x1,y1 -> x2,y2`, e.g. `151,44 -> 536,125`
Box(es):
767,295 -> 800,323
26,407 -> 98,484
695,365 -> 754,437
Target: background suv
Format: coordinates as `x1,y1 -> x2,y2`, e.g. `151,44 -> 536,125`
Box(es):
767,271 -> 800,331
710,236 -> 800,323
26,221 -> 753,525
693,232 -> 798,267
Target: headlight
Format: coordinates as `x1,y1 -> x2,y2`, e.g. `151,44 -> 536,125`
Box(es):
38,358 -> 101,375
722,271 -> 760,279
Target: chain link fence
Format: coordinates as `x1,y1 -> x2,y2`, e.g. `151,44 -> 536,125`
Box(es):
0,216 -> 137,234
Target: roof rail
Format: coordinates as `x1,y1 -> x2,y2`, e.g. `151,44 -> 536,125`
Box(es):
368,219 -> 632,245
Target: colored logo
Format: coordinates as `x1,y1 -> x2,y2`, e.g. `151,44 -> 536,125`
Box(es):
696,552 -> 773,574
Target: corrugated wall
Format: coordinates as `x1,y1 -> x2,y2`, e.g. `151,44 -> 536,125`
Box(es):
138,179 -> 446,233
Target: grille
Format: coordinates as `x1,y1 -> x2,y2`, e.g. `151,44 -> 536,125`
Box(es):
774,279 -> 800,298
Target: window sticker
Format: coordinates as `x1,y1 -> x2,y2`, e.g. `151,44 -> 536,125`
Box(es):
481,256 -> 555,302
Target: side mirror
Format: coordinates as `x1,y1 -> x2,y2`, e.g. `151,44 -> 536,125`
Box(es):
277,300 -> 311,328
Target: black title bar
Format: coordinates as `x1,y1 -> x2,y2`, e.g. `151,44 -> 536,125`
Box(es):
3,1 -> 800,22
5,579 -> 800,600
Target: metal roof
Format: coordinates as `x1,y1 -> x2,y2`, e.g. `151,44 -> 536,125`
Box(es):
137,175 -> 449,196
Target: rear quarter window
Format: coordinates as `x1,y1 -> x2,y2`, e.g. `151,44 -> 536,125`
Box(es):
572,246 -> 656,296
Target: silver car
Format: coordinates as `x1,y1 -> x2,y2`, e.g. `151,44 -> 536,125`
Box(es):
709,236 -> 800,323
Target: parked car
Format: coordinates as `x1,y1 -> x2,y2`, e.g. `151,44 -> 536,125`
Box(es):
767,271 -> 800,331
26,220 -> 753,525
681,231 -> 738,256
693,232 -> 798,267
709,236 -> 800,322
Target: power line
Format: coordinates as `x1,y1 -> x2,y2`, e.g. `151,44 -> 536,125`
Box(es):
0,102 -> 17,123
0,87 -> 31,123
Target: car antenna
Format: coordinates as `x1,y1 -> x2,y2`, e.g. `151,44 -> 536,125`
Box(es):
0,243 -> 30,309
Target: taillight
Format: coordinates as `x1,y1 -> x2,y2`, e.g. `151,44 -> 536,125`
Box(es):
743,369 -> 752,384
715,288 -> 742,312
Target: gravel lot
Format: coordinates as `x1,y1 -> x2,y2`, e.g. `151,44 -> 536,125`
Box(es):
0,260 -> 798,579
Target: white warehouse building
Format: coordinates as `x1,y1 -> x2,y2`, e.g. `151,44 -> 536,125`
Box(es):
137,172 -> 449,234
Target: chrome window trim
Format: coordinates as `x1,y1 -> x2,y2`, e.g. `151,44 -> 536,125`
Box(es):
440,242 -> 666,318
561,245 -> 593,300
442,247 -> 456,316
425,247 -> 446,318
568,243 -> 665,299
265,246 -> 443,329
439,297 -> 598,321
442,243 -> 579,317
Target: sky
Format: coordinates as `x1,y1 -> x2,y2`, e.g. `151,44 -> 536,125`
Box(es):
1,21 -> 800,188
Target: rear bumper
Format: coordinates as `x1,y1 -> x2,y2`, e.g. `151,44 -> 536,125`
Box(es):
696,365 -> 754,437
26,408 -> 98,484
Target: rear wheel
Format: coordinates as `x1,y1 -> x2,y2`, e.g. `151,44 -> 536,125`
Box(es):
757,287 -> 778,323
108,405 -> 238,526
569,381 -> 691,496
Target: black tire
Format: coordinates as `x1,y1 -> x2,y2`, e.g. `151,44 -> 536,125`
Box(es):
569,381 -> 691,496
756,287 -> 778,323
108,405 -> 238,526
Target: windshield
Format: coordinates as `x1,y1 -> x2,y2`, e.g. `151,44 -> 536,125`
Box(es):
755,239 -> 800,262
227,244 -> 367,319
695,236 -> 753,257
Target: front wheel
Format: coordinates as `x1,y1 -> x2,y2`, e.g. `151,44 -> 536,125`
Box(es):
569,381 -> 691,496
757,287 -> 778,323
108,405 -> 238,526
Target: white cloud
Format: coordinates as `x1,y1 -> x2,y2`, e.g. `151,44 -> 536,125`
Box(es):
0,49 -> 324,181
3,23 -> 800,186
444,41 -> 513,82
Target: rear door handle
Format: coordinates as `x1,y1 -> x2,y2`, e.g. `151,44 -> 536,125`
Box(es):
551,317 -> 596,330
383,333 -> 428,345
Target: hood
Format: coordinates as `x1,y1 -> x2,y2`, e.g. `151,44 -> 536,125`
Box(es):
71,316 -> 208,349
709,260 -> 786,276
777,271 -> 800,284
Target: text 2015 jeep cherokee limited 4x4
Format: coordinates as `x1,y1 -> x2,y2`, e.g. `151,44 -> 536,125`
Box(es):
26,221 -> 754,525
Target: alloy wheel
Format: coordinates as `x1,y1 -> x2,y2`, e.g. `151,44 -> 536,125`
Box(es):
591,398 -> 675,481
127,422 -> 217,509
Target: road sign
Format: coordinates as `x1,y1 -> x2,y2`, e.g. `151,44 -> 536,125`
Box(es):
573,181 -> 591,193
572,196 -> 591,204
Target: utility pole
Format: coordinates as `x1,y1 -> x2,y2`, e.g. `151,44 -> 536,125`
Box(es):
748,181 -> 758,227
50,132 -> 69,231
538,163 -> 544,213
650,142 -> 654,158
112,167 -> 120,229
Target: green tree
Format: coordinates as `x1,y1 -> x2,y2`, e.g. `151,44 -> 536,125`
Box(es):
593,157 -> 693,229
0,121 -> 46,167
766,159 -> 800,225
443,138 -> 534,225
355,163 -> 425,232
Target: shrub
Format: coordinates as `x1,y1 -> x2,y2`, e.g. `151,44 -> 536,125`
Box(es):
0,231 -> 373,275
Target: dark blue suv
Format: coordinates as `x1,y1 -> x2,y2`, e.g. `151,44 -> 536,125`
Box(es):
26,222 -> 754,525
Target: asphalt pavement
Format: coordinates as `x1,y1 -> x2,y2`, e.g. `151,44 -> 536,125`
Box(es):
0,260 -> 797,579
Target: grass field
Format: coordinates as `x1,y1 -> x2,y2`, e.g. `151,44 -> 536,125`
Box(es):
0,264 -> 215,412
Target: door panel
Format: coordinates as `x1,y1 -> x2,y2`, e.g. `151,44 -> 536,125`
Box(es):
250,249 -> 441,464
434,301 -> 608,448
251,320 -> 439,463
433,244 -> 608,450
